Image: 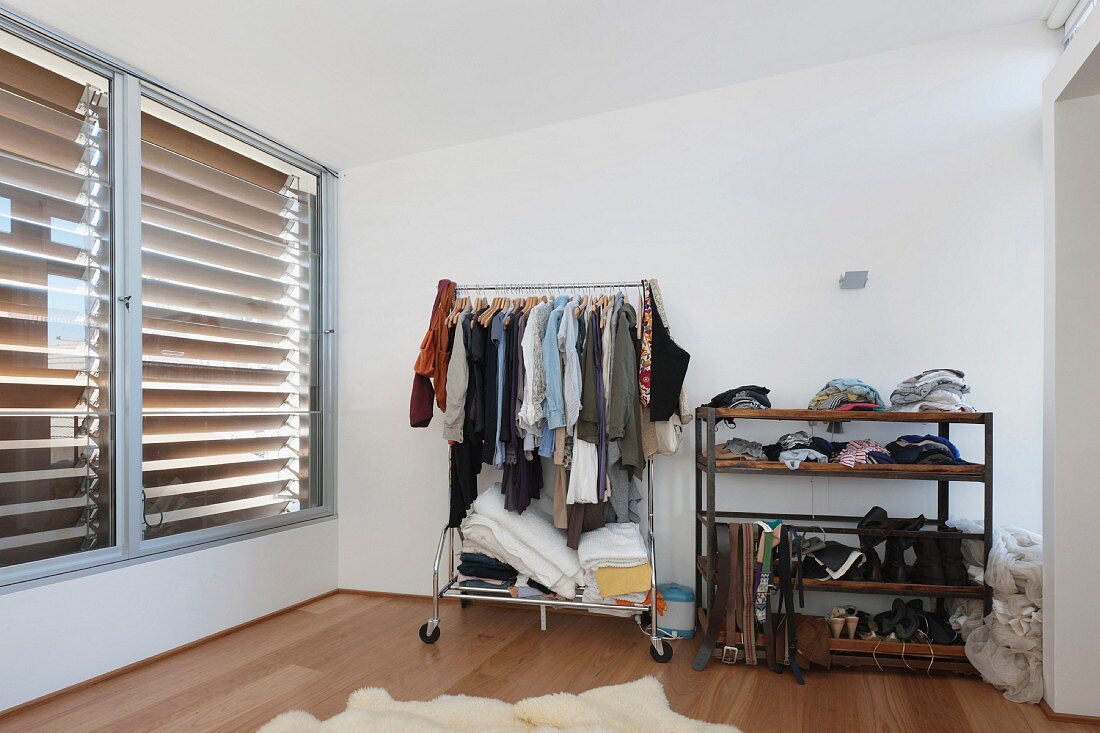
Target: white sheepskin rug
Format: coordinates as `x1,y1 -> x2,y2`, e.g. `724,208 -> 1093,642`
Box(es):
259,676 -> 738,732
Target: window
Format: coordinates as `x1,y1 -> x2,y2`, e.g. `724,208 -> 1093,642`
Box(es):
0,34 -> 112,568
0,17 -> 333,585
139,100 -> 321,540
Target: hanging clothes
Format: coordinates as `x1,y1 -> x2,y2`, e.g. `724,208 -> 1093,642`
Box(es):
448,311 -> 486,527
411,278 -> 455,427
647,281 -> 690,422
426,281 -> 687,537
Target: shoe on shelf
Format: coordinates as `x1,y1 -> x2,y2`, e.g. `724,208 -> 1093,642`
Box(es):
905,599 -> 962,645
882,514 -> 926,584
910,535 -> 946,585
856,506 -> 889,582
939,527 -> 969,586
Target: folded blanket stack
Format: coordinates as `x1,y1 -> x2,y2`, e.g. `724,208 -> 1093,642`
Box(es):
460,485 -> 584,598
889,369 -> 975,412
577,524 -> 651,605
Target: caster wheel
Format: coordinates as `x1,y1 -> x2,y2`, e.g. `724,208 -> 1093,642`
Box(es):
419,622 -> 440,644
650,642 -> 673,664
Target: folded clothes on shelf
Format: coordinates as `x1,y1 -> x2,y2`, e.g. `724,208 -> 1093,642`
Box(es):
834,439 -> 893,467
763,431 -> 841,468
886,434 -> 969,465
889,369 -> 975,413
578,523 -> 651,605
457,552 -> 518,581
808,378 -> 885,432
715,437 -> 766,461
707,384 -> 772,410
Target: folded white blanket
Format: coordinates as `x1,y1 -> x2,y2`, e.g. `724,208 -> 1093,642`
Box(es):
462,516 -> 579,598
577,523 -> 648,570
474,487 -> 582,576
460,487 -> 583,598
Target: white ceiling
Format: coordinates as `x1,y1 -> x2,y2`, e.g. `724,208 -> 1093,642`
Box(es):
4,1 -> 1051,169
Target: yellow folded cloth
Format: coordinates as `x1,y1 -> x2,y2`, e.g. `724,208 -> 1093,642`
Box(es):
595,563 -> 652,597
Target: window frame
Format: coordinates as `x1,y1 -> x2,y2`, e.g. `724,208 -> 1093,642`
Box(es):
0,10 -> 338,592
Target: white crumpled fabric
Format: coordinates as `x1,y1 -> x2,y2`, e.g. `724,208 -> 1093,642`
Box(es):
948,518 -> 1043,704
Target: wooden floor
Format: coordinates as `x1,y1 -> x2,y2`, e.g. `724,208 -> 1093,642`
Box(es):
0,593 -> 1089,732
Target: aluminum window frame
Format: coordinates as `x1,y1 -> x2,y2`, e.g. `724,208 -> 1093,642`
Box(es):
0,7 -> 339,592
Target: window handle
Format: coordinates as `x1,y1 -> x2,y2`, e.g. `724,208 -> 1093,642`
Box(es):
118,295 -> 132,310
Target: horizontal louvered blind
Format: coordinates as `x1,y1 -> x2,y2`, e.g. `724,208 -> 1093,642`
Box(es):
140,100 -> 318,539
0,37 -> 112,568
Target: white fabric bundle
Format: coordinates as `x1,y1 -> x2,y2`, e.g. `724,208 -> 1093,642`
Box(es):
948,518 -> 1044,704
460,487 -> 583,598
577,523 -> 648,570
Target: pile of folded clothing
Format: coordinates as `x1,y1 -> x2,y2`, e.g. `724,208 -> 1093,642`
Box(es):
460,485 -> 584,598
714,436 -> 766,461
834,439 -> 895,466
457,552 -> 517,590
886,434 -> 968,465
808,378 -> 885,432
889,369 -> 975,412
577,523 -> 651,608
707,385 -> 772,410
763,430 -> 838,469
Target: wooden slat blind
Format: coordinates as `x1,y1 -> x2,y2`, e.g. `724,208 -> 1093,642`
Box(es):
139,101 -> 316,539
0,39 -> 111,568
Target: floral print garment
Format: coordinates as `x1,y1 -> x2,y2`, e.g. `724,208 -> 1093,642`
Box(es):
638,280 -> 653,406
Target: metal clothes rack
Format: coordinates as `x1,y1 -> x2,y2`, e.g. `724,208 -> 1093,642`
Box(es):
418,279 -> 673,664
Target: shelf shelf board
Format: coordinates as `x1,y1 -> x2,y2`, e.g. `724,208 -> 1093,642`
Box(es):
695,407 -> 988,424
695,456 -> 985,482
695,556 -> 984,597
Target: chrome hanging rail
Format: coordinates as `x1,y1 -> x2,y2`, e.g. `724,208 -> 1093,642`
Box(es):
454,280 -> 645,293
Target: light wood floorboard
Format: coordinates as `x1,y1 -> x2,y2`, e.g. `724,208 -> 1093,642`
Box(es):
0,594 -> 1089,732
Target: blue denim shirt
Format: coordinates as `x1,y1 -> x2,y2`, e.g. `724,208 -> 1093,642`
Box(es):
538,296 -> 570,457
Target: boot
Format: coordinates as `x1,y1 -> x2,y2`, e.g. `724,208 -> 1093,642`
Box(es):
939,527 -> 968,586
856,506 -> 888,582
882,514 -> 925,584
910,535 -> 945,585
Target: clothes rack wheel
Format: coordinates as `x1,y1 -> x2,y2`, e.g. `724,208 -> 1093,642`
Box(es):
419,622 -> 440,644
650,642 -> 673,664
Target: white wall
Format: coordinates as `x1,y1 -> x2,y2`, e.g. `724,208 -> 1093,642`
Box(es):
338,23 -> 1059,606
0,520 -> 337,711
1042,14 -> 1100,716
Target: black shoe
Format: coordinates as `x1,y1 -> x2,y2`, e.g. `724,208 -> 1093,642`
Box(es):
875,598 -> 919,641
882,515 -> 925,584
939,527 -> 968,586
910,535 -> 946,585
905,599 -> 961,645
857,506 -> 889,582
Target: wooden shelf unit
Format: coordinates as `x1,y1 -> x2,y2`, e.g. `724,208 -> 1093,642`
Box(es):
693,406 -> 993,673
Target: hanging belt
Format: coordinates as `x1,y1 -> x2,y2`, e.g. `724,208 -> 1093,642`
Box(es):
692,523 -> 732,671
774,524 -> 805,685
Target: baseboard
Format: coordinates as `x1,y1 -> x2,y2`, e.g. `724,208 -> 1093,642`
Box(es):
0,588 -> 339,721
1040,698 -> 1100,725
337,588 -> 430,601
